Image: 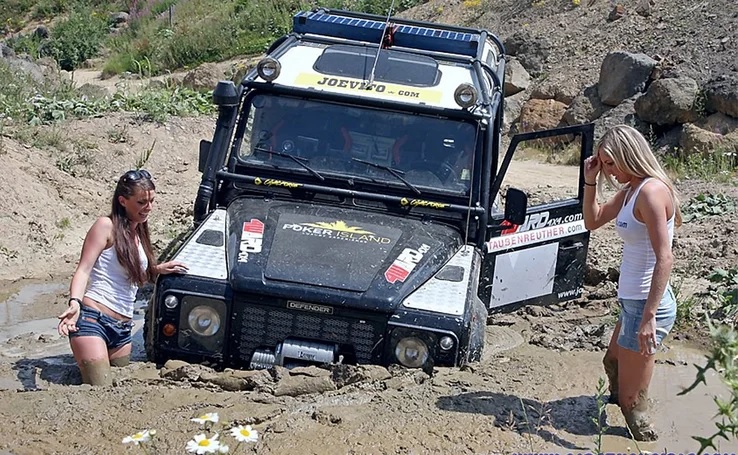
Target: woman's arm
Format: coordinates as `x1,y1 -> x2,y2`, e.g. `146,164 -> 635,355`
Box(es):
637,181 -> 675,354
59,217 -> 112,335
582,155 -> 627,230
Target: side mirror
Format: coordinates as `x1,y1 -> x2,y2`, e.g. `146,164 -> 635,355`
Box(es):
504,188 -> 528,226
198,140 -> 211,173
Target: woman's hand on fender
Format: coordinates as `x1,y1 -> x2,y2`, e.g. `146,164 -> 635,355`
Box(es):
158,261 -> 189,275
584,155 -> 601,184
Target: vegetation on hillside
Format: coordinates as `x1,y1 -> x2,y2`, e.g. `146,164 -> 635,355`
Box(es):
3,0 -> 428,75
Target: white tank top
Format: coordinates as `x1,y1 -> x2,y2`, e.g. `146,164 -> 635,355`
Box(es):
85,242 -> 148,318
615,178 -> 675,300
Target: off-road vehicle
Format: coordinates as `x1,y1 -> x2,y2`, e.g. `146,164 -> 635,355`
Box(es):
145,8 -> 594,371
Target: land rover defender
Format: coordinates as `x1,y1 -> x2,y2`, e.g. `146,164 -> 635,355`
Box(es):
145,8 -> 594,371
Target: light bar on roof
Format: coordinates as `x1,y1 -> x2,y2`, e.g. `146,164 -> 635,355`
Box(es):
293,11 -> 480,58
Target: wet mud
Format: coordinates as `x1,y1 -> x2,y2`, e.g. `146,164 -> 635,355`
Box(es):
0,280 -> 735,455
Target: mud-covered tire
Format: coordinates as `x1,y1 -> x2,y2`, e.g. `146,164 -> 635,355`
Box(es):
143,297 -> 157,363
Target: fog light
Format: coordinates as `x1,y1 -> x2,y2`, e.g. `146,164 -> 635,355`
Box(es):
162,323 -> 177,337
257,57 -> 281,82
454,83 -> 478,108
439,336 -> 454,351
164,295 -> 179,309
187,305 -> 221,337
394,336 -> 429,368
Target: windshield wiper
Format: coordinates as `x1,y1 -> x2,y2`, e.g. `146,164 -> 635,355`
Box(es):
253,147 -> 325,181
351,158 -> 421,195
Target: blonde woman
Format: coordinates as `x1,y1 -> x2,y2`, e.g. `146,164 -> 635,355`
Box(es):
583,125 -> 681,441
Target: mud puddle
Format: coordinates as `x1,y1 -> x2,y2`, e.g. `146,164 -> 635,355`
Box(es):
0,281 -> 736,454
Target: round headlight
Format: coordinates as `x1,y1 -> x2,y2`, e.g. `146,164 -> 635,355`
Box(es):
394,336 -> 429,368
257,57 -> 281,82
164,295 -> 179,309
187,305 -> 221,337
439,335 -> 455,351
454,83 -> 478,108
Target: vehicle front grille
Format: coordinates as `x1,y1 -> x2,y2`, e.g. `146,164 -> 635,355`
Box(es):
230,301 -> 386,367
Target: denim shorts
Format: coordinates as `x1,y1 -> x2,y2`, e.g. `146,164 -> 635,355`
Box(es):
617,286 -> 676,353
68,305 -> 134,349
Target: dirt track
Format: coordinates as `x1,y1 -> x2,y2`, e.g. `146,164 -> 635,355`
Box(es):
0,112 -> 737,454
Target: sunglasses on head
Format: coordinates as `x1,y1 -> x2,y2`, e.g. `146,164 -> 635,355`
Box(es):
122,169 -> 152,182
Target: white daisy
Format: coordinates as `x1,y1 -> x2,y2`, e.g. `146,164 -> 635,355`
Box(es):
218,444 -> 230,453
186,433 -> 221,454
229,425 -> 258,443
191,412 -> 220,425
122,429 -> 152,445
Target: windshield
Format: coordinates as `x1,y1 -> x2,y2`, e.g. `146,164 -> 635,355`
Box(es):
238,94 -> 479,195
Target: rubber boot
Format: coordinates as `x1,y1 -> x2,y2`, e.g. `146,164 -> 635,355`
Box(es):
602,350 -> 618,405
622,389 -> 658,441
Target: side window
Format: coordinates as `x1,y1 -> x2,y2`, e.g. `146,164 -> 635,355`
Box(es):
495,135 -> 583,217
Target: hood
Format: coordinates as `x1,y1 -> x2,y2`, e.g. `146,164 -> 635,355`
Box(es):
227,198 -> 463,312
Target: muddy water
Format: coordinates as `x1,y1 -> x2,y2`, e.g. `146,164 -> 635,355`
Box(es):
0,280 -> 736,455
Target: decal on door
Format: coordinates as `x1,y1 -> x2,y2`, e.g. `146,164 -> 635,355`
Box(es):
238,219 -> 265,262
502,211 -> 584,235
385,244 -> 431,284
487,220 -> 586,253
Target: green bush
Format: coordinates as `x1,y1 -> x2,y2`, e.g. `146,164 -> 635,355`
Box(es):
48,7 -> 108,70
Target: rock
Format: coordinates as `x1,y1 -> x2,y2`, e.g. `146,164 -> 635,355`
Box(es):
518,98 -> 568,132
608,4 -> 625,21
182,63 -> 224,92
33,26 -> 49,40
594,94 -> 647,143
504,58 -> 531,96
598,51 -> 657,107
518,98 -> 570,146
503,31 -> 551,77
78,83 -> 109,100
503,91 -> 527,134
704,76 -> 738,118
635,77 -> 700,125
273,374 -> 336,397
109,12 -> 130,25
679,122 -> 738,155
530,75 -> 581,105
563,85 -> 607,126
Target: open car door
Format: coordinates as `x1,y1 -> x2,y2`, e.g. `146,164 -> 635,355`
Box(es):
480,124 -> 595,311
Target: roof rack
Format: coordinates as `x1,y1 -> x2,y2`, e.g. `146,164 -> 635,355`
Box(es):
293,9 -> 486,58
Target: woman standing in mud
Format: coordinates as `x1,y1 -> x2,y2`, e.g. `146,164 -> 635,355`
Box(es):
582,124 -> 681,441
56,169 -> 188,386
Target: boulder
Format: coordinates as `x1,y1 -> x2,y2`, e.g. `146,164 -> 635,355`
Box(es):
503,58 -> 531,97
680,123 -> 738,155
182,63 -> 224,92
594,94 -> 648,143
634,77 -> 700,125
563,84 -> 607,126
598,51 -> 657,106
530,75 -> 580,105
704,76 -> 738,118
503,31 -> 551,77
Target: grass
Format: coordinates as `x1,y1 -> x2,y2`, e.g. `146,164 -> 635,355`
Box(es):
663,147 -> 738,183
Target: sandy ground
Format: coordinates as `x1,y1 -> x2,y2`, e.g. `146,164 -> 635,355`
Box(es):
0,111 -> 737,454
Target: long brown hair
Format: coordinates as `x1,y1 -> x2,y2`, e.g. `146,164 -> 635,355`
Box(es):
111,170 -> 157,285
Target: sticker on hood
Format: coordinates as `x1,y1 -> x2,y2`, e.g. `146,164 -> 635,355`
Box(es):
238,219 -> 264,262
385,244 -> 431,284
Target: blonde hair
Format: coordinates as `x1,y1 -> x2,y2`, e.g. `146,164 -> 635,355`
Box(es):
596,124 -> 682,226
